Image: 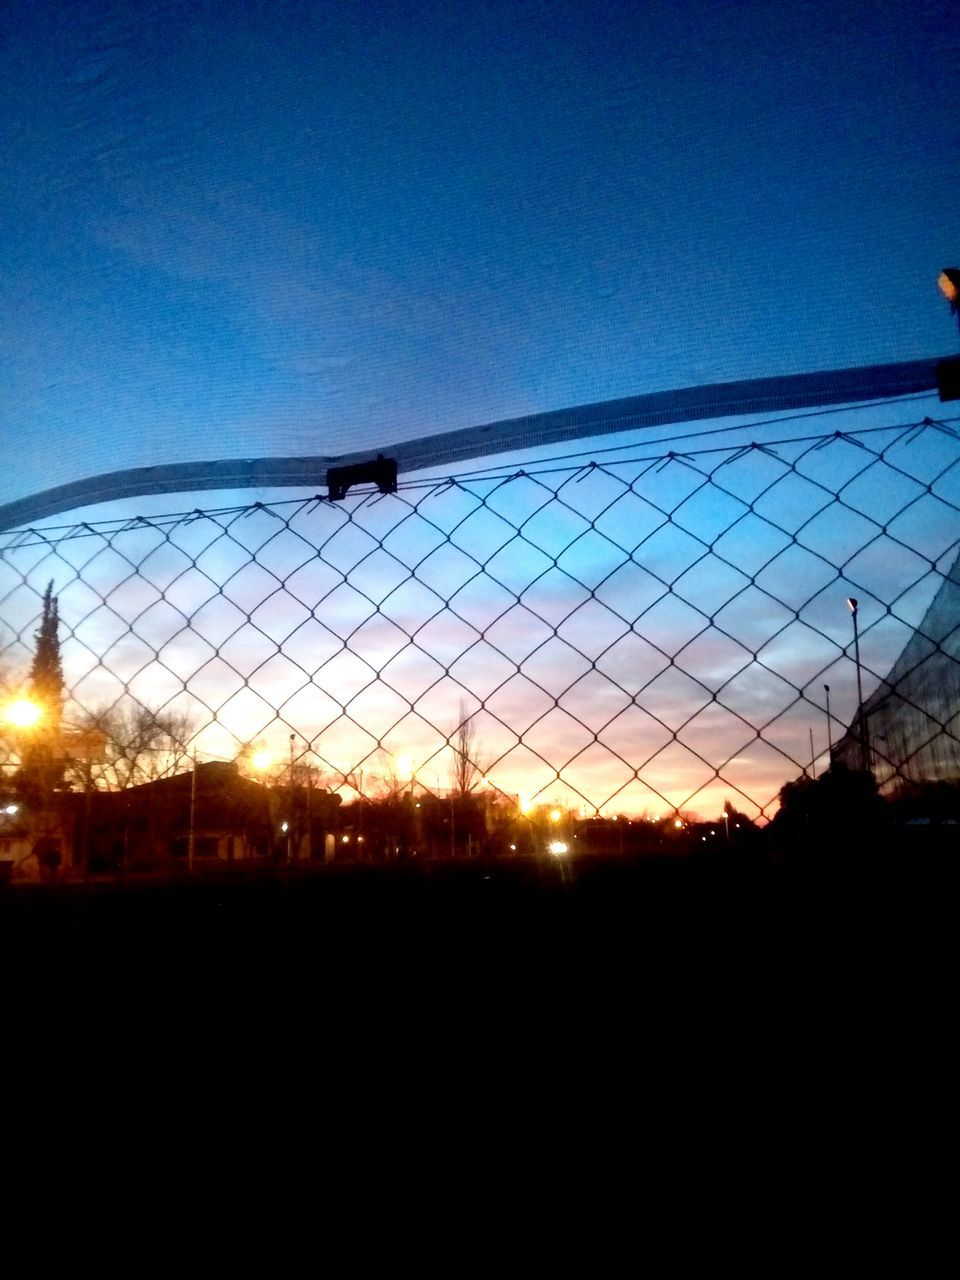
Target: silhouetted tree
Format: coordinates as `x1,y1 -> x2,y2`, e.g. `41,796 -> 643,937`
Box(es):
28,582 -> 63,723
451,700 -> 488,796
770,762 -> 881,857
67,699 -> 195,791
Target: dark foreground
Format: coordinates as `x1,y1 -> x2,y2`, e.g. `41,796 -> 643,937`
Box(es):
4,844 -> 953,1093
3,841 -> 953,970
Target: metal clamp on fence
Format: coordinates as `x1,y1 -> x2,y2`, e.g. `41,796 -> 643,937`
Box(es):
326,455 -> 398,501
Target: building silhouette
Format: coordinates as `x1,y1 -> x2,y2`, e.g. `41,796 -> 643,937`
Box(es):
833,546 -> 960,790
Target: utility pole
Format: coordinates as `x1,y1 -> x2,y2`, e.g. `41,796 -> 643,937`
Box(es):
287,733 -> 295,862
188,753 -> 197,873
306,757 -> 312,861
847,598 -> 870,772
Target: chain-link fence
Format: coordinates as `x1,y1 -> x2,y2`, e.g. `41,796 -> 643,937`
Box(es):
2,399 -> 959,857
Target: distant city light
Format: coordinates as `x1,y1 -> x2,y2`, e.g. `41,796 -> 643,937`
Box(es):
548,840 -> 568,856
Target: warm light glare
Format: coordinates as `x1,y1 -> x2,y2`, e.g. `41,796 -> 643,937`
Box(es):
519,796 -> 534,814
548,840 -> 568,855
394,753 -> 414,782
250,749 -> 274,772
3,698 -> 42,729
4,804 -> 18,816
938,269 -> 959,304
549,808 -> 561,823
674,818 -> 683,829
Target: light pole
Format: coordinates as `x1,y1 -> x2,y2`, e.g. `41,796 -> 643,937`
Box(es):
287,734 -> 295,862
847,598 -> 869,772
824,683 -> 834,767
305,752 -> 313,862
188,751 -> 197,873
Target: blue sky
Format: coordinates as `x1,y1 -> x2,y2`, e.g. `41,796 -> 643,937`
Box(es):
2,1 -> 959,816
2,0 -> 958,505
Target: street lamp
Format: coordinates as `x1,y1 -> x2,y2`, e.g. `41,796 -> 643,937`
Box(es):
3,698 -> 43,729
847,598 -> 869,772
250,747 -> 274,774
394,753 -> 414,784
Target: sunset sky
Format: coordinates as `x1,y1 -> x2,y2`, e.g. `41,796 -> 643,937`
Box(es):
2,393 -> 957,820
2,1 -> 959,816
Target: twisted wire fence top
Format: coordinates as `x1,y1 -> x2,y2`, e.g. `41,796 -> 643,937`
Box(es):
2,397 -> 959,821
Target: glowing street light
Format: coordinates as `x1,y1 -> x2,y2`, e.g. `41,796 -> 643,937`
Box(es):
3,698 -> 43,729
250,748 -> 274,773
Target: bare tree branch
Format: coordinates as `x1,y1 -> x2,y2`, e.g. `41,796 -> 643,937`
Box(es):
451,700 -> 488,796
65,699 -> 197,791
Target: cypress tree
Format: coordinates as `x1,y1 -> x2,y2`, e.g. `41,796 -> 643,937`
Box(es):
28,580 -> 63,721
18,581 -> 65,806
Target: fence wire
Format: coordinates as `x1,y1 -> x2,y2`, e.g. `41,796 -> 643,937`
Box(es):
2,401 -> 959,827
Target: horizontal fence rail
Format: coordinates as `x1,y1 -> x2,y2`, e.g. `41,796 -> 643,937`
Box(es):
0,357 -> 946,533
2,398 -> 959,876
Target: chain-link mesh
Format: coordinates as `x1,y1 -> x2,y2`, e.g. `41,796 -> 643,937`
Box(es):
2,401 -> 959,831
